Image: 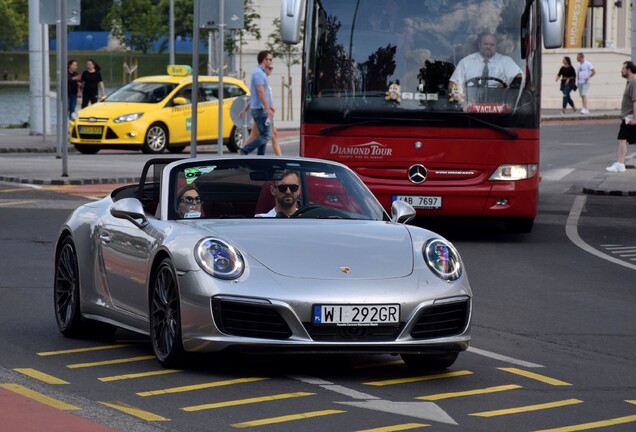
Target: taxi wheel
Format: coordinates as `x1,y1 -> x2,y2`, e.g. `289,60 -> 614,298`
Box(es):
226,125 -> 243,153
143,123 -> 168,154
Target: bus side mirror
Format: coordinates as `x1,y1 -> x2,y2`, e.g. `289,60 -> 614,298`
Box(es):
280,0 -> 305,44
540,0 -> 565,49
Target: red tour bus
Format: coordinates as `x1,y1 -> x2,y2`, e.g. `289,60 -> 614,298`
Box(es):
281,0 -> 565,232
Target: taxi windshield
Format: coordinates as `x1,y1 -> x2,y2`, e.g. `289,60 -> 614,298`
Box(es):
106,82 -> 177,103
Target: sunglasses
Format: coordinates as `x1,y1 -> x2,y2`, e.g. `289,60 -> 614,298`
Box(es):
275,184 -> 299,193
181,196 -> 202,205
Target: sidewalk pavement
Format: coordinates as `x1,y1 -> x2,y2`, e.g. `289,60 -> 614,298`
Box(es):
0,115 -> 634,196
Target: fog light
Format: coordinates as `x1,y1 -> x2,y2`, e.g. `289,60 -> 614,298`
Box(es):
495,198 -> 509,205
127,132 -> 136,138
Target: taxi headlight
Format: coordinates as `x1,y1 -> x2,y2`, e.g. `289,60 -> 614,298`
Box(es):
195,238 -> 244,280
113,113 -> 143,123
423,239 -> 462,281
489,164 -> 538,181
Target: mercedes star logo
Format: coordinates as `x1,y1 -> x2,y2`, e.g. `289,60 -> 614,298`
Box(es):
408,164 -> 427,184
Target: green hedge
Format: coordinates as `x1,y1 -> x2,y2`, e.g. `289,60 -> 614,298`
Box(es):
0,51 -> 212,87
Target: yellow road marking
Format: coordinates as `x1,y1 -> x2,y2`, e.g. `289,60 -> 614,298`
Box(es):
417,384 -> 521,401
182,391 -> 315,412
498,367 -> 572,386
137,377 -> 269,397
99,401 -> 169,422
470,398 -> 583,417
355,423 -> 431,431
38,344 -> 134,356
364,370 -> 473,386
0,188 -> 38,193
13,368 -> 69,385
0,383 -> 78,410
231,409 -> 346,428
0,200 -> 34,207
99,369 -> 183,382
532,414 -> 636,431
67,355 -> 155,369
627,400 -> 636,405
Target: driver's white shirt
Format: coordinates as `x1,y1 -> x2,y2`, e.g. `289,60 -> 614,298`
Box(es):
255,207 -> 277,217
449,52 -> 522,87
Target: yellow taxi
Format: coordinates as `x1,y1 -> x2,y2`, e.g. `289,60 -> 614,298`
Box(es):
69,65 -> 250,154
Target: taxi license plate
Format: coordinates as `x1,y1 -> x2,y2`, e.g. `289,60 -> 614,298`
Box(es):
79,125 -> 103,135
313,304 -> 400,326
393,195 -> 442,209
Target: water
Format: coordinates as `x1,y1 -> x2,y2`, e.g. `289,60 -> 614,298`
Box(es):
0,86 -> 55,127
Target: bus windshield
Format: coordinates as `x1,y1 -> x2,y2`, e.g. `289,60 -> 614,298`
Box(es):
304,0 -> 538,126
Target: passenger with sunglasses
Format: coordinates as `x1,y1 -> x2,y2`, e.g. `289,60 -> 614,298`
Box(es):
255,171 -> 301,217
177,185 -> 203,219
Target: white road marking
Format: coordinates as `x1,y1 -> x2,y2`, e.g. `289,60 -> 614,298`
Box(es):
467,347 -> 543,368
337,400 -> 457,425
540,168 -> 575,181
566,196 -> 636,271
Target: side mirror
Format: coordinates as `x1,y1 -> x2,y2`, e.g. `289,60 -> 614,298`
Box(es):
111,198 -> 149,229
540,0 -> 565,49
173,97 -> 189,106
280,0 -> 304,44
391,200 -> 416,224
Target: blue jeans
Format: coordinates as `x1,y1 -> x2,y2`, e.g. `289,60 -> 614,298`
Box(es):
68,95 -> 77,118
561,85 -> 574,109
241,109 -> 271,155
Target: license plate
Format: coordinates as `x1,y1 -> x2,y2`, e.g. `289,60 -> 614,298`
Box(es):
393,195 -> 442,209
313,304 -> 400,326
79,125 -> 103,135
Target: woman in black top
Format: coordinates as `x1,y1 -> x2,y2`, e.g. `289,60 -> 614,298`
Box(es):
81,59 -> 106,108
555,56 -> 577,114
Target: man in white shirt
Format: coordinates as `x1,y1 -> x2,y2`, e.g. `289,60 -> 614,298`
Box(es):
576,52 -> 596,115
449,32 -> 522,89
255,171 -> 301,217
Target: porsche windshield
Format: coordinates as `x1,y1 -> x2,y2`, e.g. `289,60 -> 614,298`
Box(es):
303,0 -> 538,122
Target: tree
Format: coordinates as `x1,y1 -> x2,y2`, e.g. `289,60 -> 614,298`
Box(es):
266,17 -> 302,120
103,0 -> 164,54
0,0 -> 28,52
78,1 -> 113,31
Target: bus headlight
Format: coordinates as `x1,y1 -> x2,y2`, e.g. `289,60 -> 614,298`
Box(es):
489,164 -> 538,181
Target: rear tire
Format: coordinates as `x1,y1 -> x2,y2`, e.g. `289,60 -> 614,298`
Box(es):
226,125 -> 245,153
54,237 -> 115,338
143,123 -> 168,154
74,144 -> 100,154
401,352 -> 459,371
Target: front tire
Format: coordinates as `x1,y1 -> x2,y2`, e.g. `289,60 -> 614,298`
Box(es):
143,123 -> 168,154
150,258 -> 186,368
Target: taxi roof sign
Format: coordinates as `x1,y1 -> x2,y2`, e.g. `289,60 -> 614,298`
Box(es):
167,65 -> 192,77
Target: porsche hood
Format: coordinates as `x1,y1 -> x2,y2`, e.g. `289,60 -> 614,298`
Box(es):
200,221 -> 415,280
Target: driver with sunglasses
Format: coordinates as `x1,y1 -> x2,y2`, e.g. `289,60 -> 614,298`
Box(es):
177,184 -> 203,219
256,170 -> 301,217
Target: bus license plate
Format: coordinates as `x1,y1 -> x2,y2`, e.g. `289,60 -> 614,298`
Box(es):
393,195 -> 442,209
79,126 -> 103,135
313,304 -> 400,326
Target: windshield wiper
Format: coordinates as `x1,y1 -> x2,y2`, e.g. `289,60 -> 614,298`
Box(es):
460,114 -> 518,139
320,120 -> 380,135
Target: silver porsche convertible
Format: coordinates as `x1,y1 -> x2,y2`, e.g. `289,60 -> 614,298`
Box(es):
54,156 -> 472,369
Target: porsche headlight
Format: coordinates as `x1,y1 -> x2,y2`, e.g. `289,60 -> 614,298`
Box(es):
489,164 -> 538,181
423,239 -> 462,281
113,113 -> 143,123
195,238 -> 244,280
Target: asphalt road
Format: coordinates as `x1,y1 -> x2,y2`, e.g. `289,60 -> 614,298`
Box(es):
0,120 -> 634,431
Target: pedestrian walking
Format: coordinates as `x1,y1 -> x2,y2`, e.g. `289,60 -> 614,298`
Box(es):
576,52 -> 595,114
239,50 -> 275,155
606,61 -> 636,172
555,56 -> 577,114
67,60 -> 81,118
81,59 -> 106,108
